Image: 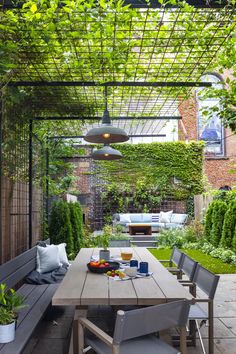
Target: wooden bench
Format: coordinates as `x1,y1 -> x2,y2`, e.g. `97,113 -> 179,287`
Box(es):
0,245 -> 59,354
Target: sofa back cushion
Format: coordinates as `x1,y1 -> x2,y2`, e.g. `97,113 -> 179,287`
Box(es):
130,214 -> 143,223
171,213 -> 188,224
119,214 -> 131,223
142,214 -> 152,223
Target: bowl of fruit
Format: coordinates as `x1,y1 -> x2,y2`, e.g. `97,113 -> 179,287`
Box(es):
87,259 -> 120,273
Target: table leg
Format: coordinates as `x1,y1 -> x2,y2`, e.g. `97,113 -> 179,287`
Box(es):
69,306 -> 88,354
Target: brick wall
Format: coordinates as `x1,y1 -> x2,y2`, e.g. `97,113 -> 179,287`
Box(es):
179,95 -> 236,189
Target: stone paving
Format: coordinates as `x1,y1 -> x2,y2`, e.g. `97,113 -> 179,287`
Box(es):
22,274 -> 236,354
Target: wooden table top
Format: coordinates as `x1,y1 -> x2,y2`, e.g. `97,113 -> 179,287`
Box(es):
52,247 -> 192,307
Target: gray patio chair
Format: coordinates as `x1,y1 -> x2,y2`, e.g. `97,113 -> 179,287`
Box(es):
185,264 -> 220,354
178,254 -> 198,296
78,300 -> 190,354
159,246 -> 184,279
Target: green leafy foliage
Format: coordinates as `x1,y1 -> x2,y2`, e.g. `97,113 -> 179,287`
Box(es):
100,142 -> 204,216
0,283 -> 26,324
0,307 -> 15,325
68,202 -> 84,253
220,199 -> 236,249
149,248 -> 236,274
231,224 -> 236,253
204,202 -> 215,241
49,200 -> 74,256
210,201 -> 227,247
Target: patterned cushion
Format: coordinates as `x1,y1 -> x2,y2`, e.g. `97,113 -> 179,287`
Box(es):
152,214 -> 159,222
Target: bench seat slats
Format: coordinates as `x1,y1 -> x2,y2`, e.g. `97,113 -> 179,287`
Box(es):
2,258 -> 37,289
0,248 -> 36,283
0,284 -> 58,354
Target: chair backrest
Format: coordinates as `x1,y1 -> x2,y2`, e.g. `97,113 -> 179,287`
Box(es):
170,247 -> 184,267
180,254 -> 198,281
193,264 -> 220,299
113,299 -> 190,344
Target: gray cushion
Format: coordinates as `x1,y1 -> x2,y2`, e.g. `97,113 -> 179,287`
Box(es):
86,334 -> 180,354
165,223 -> 183,229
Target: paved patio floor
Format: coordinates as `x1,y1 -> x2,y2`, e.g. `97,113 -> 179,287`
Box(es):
22,274 -> 236,354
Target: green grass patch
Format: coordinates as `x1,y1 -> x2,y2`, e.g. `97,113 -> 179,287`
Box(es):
149,248 -> 236,274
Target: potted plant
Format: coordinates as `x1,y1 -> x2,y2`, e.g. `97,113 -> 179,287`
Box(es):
0,284 -> 26,343
109,225 -> 131,247
98,225 -> 112,261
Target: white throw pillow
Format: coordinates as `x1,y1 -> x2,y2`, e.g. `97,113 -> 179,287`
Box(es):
119,214 -> 131,223
36,245 -> 61,274
57,243 -> 70,267
159,210 -> 173,223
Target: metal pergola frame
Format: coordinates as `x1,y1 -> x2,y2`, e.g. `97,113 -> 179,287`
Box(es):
1,0 -> 235,248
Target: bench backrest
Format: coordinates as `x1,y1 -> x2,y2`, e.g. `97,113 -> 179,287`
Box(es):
0,247 -> 37,288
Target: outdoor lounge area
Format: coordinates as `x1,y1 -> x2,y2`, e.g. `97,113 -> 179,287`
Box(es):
1,0 -> 236,354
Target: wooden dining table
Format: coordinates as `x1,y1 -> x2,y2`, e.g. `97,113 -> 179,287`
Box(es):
52,247 -> 193,354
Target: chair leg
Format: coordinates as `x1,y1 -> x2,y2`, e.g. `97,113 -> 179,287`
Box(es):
195,320 -> 206,354
208,301 -> 214,354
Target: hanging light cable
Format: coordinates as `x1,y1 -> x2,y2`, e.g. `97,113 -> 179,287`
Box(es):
84,87 -> 129,144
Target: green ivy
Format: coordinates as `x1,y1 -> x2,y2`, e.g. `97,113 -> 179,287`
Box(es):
99,141 -> 204,215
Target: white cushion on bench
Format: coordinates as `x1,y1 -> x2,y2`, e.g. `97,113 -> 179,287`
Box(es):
36,245 -> 61,274
159,210 -> 173,223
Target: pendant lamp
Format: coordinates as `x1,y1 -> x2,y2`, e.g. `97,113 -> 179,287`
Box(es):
92,144 -> 123,160
84,88 -> 129,144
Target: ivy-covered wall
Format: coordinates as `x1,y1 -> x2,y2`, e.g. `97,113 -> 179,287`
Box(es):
97,141 -> 204,217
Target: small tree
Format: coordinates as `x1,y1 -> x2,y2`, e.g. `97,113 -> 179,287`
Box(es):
49,200 -> 74,256
210,200 -> 227,247
204,202 -> 215,241
69,202 -> 84,253
220,199 -> 236,250
232,225 -> 236,253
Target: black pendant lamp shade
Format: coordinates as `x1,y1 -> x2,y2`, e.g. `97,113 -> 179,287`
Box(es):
84,89 -> 129,143
92,145 -> 123,160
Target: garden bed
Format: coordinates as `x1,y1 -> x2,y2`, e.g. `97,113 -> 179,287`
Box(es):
149,248 -> 236,274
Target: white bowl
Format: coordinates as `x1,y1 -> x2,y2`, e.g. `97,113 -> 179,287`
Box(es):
124,267 -> 137,277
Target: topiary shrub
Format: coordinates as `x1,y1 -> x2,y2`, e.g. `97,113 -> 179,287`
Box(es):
220,199 -> 236,250
232,224 -> 236,253
69,202 -> 84,254
204,202 -> 215,241
210,200 -> 227,247
49,200 -> 74,256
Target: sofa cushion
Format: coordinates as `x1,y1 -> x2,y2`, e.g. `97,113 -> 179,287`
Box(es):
130,214 -> 142,223
151,222 -> 166,228
142,214 -> 152,223
171,214 -> 187,224
119,214 -> 131,223
165,223 -> 184,229
159,210 -> 173,223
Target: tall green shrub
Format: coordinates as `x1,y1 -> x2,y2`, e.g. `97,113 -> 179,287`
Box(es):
232,225 -> 236,253
204,202 -> 215,241
220,199 -> 236,249
69,202 -> 84,253
49,200 -> 74,256
210,200 -> 227,247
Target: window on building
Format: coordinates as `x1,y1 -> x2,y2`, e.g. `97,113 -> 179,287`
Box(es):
197,74 -> 224,156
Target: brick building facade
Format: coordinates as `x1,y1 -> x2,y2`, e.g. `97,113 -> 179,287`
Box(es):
179,95 -> 236,189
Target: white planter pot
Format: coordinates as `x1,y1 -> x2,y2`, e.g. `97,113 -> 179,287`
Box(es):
0,321 -> 15,343
99,249 -> 110,261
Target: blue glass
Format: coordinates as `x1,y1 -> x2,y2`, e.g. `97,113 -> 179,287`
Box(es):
130,260 -> 138,267
139,262 -> 148,274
